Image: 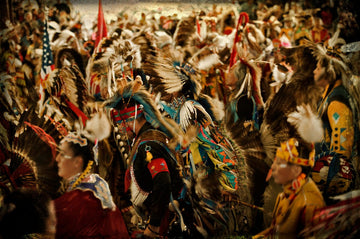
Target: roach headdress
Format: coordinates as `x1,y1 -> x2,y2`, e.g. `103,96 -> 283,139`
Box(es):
104,78 -> 180,140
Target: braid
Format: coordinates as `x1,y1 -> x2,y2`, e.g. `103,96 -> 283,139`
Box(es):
68,160 -> 93,191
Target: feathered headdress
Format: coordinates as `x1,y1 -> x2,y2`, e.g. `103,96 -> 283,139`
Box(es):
0,107 -> 65,198
104,77 -> 180,140
41,64 -> 90,127
150,57 -> 202,99
307,41 -> 350,83
62,109 -> 112,166
89,35 -> 141,98
265,104 -> 324,181
283,104 -> 324,167
51,29 -> 81,53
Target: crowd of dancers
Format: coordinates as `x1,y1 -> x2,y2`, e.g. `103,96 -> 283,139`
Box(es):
1,0 -> 359,238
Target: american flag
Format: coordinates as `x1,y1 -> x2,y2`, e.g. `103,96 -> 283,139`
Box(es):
40,19 -> 55,80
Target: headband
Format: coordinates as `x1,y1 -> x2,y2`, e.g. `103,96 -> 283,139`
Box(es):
61,132 -> 88,147
110,104 -> 144,124
275,138 -> 315,167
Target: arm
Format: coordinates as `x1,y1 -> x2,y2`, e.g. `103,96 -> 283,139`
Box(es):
327,101 -> 354,159
147,161 -> 171,227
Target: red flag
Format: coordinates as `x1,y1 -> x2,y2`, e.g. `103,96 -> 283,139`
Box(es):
228,12 -> 249,70
95,0 -> 107,48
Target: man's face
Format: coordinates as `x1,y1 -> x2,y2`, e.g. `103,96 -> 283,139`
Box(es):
117,119 -> 136,141
271,157 -> 300,185
313,61 -> 328,88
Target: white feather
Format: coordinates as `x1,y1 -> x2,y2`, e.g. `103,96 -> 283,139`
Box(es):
271,64 -> 287,87
179,101 -> 197,130
210,98 -> 225,121
197,54 -> 221,71
83,111 -> 111,142
287,104 -> 324,143
212,34 -> 227,51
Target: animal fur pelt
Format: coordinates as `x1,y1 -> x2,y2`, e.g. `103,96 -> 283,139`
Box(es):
54,47 -> 86,78
262,45 -> 322,159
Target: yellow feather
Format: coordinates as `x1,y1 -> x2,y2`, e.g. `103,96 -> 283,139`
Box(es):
146,151 -> 153,162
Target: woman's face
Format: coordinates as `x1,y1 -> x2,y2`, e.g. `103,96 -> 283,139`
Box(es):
55,142 -> 81,180
271,157 -> 300,185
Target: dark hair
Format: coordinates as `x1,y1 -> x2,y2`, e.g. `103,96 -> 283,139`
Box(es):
301,165 -> 312,176
0,188 -> 52,239
67,135 -> 94,170
296,139 -> 314,176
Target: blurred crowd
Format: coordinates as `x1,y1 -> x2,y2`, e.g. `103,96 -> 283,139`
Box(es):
0,0 -> 359,238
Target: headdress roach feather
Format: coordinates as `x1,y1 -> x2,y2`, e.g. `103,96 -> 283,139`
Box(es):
89,35 -> 141,98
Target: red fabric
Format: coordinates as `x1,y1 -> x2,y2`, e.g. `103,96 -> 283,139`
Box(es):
223,26 -> 234,35
95,0 -> 108,48
147,158 -> 169,179
311,28 -> 329,43
124,168 -> 131,192
64,99 -> 88,127
55,190 -> 130,239
111,105 -> 143,123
